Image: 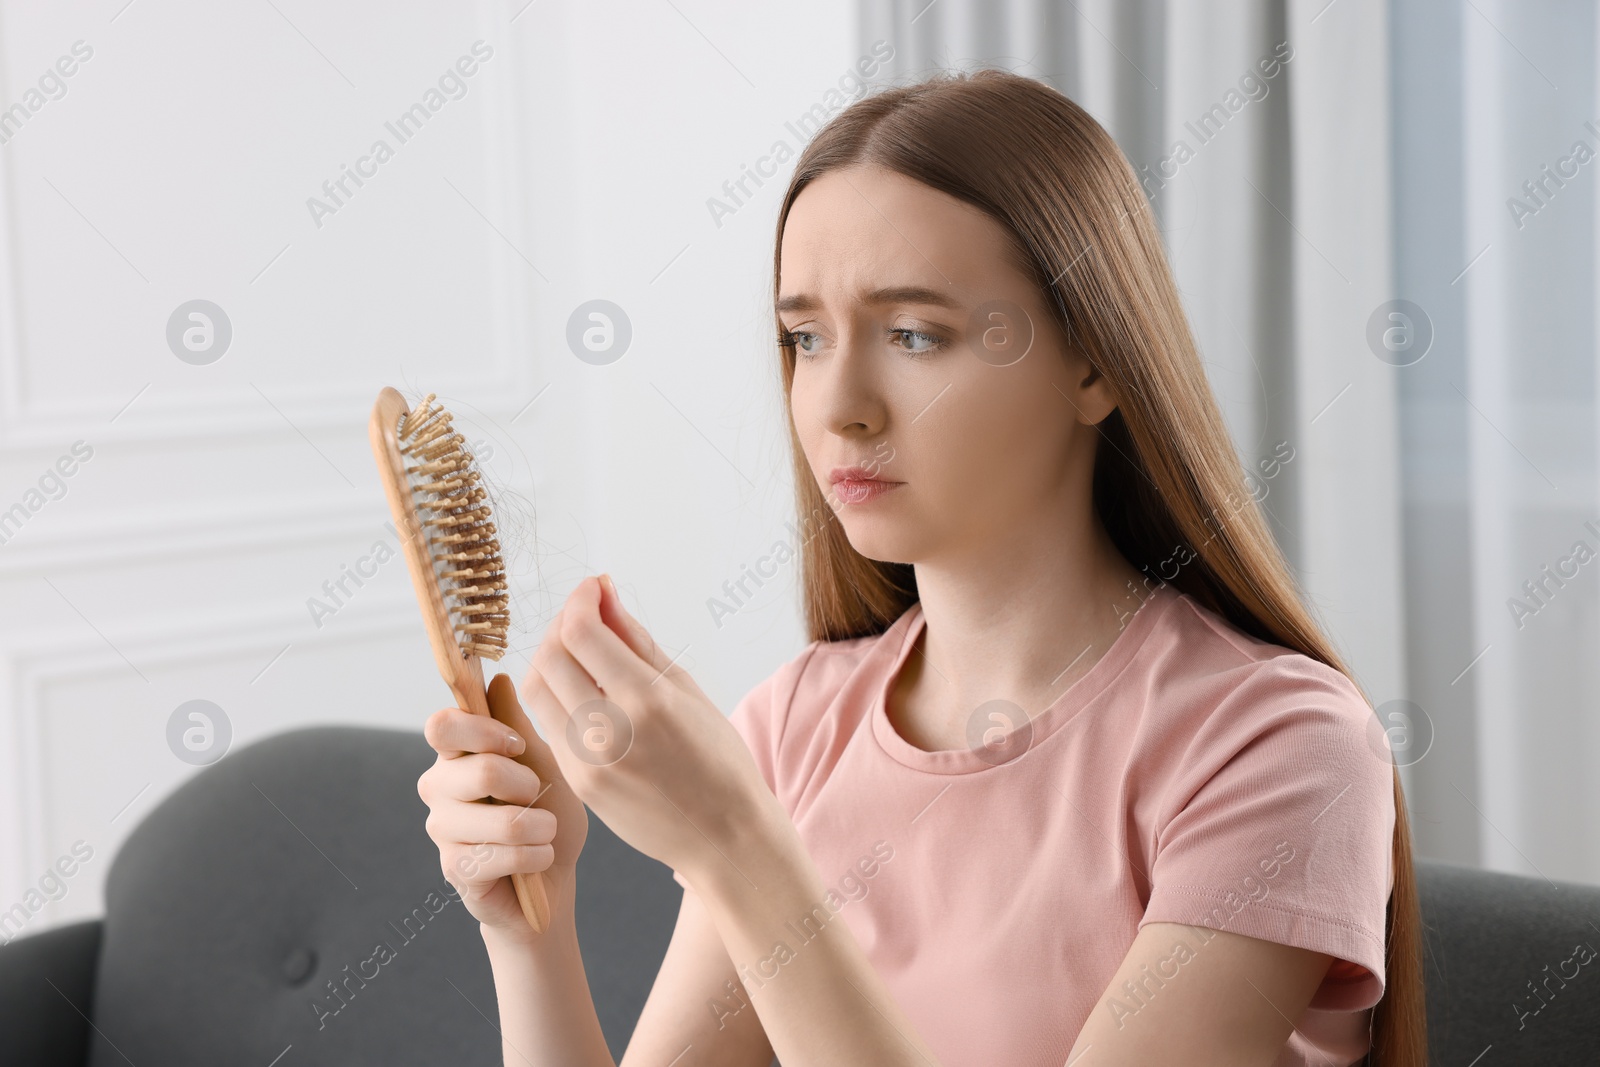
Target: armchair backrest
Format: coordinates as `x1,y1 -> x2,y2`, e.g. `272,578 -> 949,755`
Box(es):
87,725 -> 680,1066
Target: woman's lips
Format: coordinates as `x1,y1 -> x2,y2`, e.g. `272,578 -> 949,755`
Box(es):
833,478 -> 903,504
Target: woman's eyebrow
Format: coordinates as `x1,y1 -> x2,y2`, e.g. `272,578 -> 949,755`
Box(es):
776,286 -> 962,314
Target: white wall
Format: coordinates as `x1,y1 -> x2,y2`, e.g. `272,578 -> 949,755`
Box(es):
0,0 -> 854,937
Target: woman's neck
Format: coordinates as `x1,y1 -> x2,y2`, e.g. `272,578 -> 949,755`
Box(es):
886,520 -> 1149,753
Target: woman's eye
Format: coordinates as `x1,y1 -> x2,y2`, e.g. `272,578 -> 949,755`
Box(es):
890,327 -> 946,355
787,330 -> 823,356
785,326 -> 944,359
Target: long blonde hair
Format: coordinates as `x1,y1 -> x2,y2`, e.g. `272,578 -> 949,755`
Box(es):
770,69 -> 1424,1066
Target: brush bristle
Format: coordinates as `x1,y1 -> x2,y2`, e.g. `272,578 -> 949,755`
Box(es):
396,393 -> 509,660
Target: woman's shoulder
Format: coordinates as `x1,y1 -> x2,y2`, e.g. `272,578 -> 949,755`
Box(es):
787,606 -> 916,686
772,615 -> 909,730
735,608 -> 910,728
1158,588 -> 1365,690
1148,589 -> 1378,749
1141,594 -> 1396,913
726,613 -> 911,813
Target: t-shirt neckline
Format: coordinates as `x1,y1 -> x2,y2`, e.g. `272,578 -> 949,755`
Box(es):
869,582 -> 1179,774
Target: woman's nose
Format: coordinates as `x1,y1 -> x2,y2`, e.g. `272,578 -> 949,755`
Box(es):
817,328 -> 885,436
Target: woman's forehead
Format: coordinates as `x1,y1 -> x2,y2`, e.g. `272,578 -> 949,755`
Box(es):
779,169 -> 1025,306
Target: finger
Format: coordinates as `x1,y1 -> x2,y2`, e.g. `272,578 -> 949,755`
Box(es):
424,706 -> 528,760
600,575 -> 709,701
447,842 -> 555,883
560,577 -> 658,696
597,574 -> 672,673
487,673 -> 568,796
510,650 -> 576,759
520,663 -> 585,777
531,606 -> 610,724
428,801 -> 557,848
428,752 -> 543,806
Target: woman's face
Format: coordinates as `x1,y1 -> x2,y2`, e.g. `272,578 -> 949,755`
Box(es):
780,163 -> 1118,565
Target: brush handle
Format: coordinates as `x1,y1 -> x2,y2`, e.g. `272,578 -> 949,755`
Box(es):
454,656 -> 553,934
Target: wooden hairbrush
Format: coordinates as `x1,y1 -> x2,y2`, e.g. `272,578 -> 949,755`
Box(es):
368,386 -> 550,933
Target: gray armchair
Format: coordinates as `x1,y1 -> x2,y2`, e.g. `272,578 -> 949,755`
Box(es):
2,725 -> 1598,1064
0,726 -> 679,1066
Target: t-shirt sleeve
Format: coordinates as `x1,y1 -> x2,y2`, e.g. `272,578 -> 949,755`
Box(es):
1139,656 -> 1395,1012
670,645 -> 814,890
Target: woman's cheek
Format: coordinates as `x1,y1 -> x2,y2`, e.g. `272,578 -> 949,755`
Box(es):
919,419 -> 994,512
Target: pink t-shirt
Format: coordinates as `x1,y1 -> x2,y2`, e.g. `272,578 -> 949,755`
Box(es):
679,582 -> 1394,1066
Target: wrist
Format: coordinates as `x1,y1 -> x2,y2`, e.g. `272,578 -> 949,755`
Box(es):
687,790 -> 818,906
479,911 -> 578,962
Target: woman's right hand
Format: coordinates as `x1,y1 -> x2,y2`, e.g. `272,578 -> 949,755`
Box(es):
418,672 -> 589,945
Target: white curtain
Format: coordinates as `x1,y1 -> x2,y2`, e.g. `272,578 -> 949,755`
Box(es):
860,0 -> 1600,884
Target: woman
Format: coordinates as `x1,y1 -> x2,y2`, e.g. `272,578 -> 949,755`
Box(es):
417,69 -> 1425,1066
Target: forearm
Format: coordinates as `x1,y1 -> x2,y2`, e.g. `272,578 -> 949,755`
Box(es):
480,920 -> 615,1067
688,801 -> 941,1067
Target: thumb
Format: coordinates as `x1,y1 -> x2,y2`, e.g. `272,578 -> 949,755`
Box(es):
486,672 -> 568,791
487,672 -> 588,869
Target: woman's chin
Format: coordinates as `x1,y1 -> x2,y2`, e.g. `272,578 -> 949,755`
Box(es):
839,529 -> 921,567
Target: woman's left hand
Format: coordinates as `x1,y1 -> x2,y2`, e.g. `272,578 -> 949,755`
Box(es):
517,574 -> 780,885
